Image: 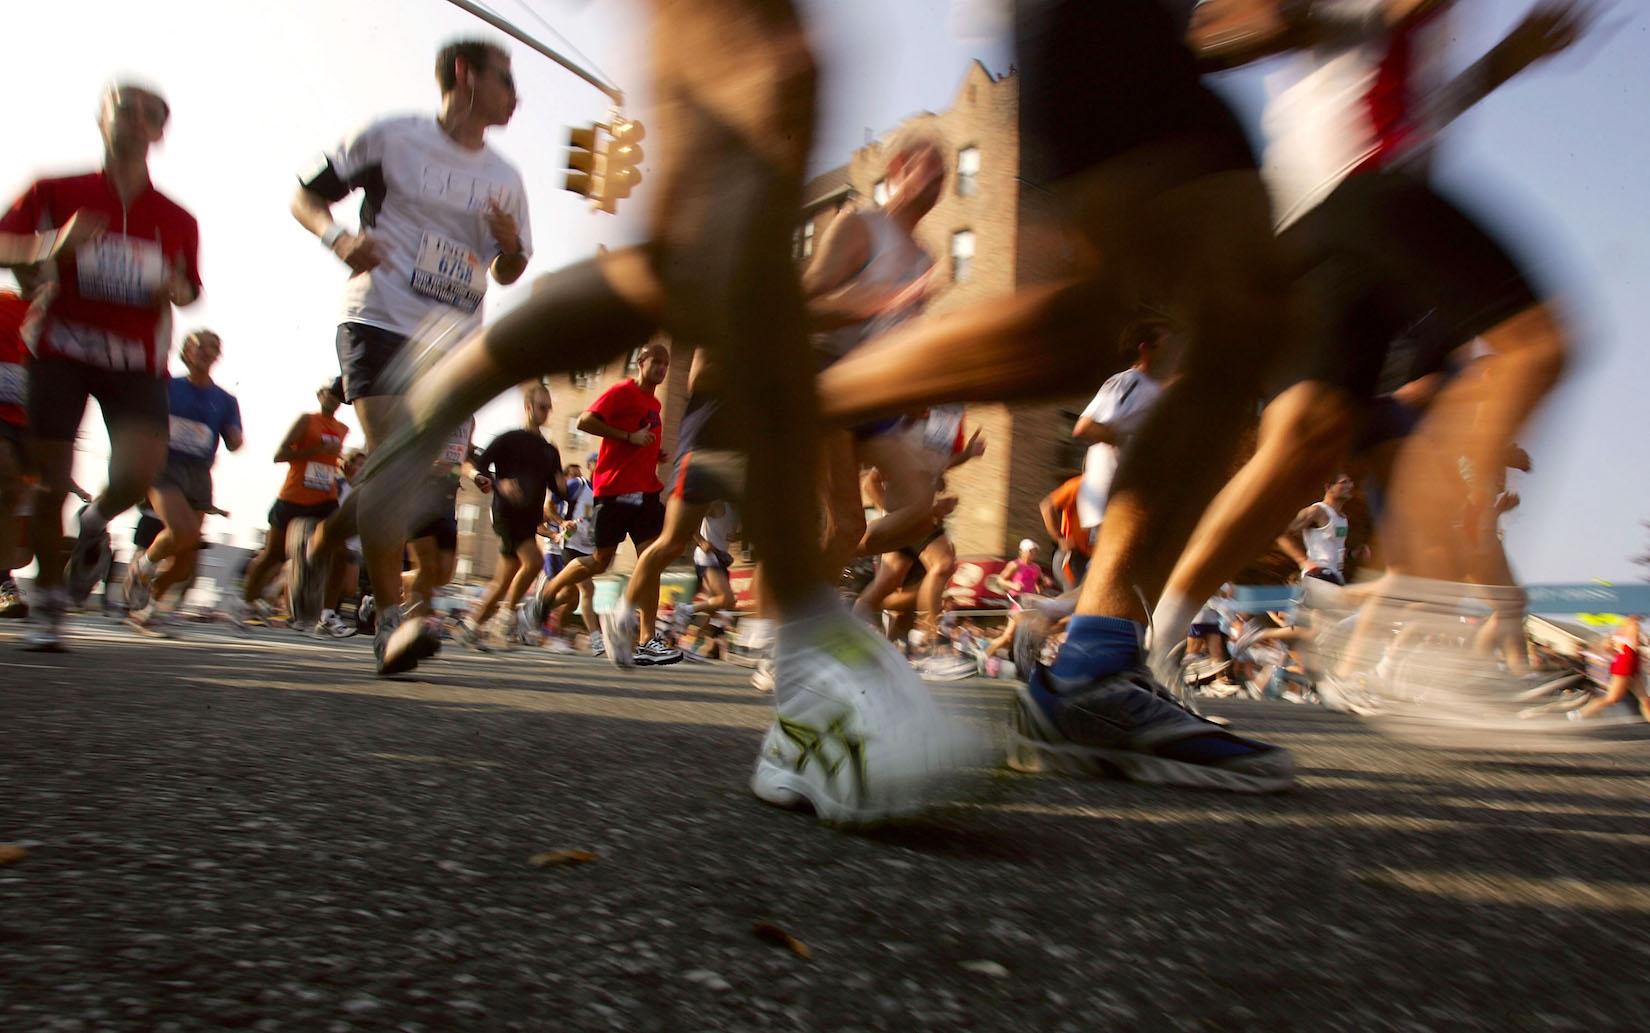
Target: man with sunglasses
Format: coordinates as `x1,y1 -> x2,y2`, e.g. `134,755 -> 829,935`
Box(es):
290,38 -> 533,674
0,82 -> 201,651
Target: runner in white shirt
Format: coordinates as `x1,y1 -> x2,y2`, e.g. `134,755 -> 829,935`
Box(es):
1072,315 -> 1178,532
290,38 -> 532,676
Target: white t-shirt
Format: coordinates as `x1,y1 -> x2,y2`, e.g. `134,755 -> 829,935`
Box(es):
563,477 -> 596,555
1076,367 -> 1162,529
1303,502 -> 1350,575
304,115 -> 533,336
1260,1 -> 1452,229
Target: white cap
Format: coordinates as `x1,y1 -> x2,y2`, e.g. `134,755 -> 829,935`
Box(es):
1019,538 -> 1038,552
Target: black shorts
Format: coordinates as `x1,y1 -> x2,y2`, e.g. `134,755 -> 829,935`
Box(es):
492,500 -> 542,555
133,512 -> 164,552
592,492 -> 665,551
669,394 -> 744,505
155,458 -> 213,512
1016,0 -> 1256,187
335,322 -> 410,403
1288,171 -> 1543,400
268,497 -> 339,532
0,419 -> 25,465
410,512 -> 458,552
27,356 -> 169,441
897,525 -> 947,563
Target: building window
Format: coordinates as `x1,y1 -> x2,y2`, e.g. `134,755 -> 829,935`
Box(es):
950,230 -> 976,283
956,146 -> 980,197
624,346 -> 646,373
797,220 -> 814,259
458,503 -> 480,534
567,418 -> 593,460
872,180 -> 889,207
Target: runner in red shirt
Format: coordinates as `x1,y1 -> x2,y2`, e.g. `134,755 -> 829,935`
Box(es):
0,82 -> 201,650
528,342 -> 669,639
0,291 -> 33,617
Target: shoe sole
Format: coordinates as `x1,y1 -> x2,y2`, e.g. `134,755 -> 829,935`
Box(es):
1006,690 -> 1293,794
634,651 -> 683,667
751,755 -> 933,827
598,611 -> 635,668
285,517 -> 327,628
125,617 -> 172,639
377,622 -> 441,676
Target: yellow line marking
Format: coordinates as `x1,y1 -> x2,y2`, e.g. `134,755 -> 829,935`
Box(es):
1352,867 -> 1650,913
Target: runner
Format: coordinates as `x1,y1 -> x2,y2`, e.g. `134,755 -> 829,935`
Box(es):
463,384 -> 563,645
290,38 -> 532,675
319,449 -> 367,637
537,459 -> 601,653
534,345 -> 668,662
349,0 -> 980,823
233,380 -> 349,626
1038,473 -> 1091,592
814,0 -> 1305,791
1072,314 -> 1178,538
1,82 -> 202,650
1276,474 -> 1362,587
0,290 -> 33,618
123,330 -> 242,635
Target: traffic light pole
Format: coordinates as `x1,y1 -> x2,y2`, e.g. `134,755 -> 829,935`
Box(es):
438,0 -> 623,106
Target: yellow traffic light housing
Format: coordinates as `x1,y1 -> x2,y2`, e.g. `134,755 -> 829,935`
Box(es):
594,119 -> 645,214
564,124 -> 603,198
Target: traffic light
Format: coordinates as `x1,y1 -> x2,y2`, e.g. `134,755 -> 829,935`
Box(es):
564,124 -> 603,198
594,119 -> 645,214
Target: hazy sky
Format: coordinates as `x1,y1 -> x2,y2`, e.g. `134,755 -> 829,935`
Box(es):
3,0 -> 1645,582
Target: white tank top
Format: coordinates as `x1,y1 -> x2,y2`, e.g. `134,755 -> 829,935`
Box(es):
820,209 -> 933,360
1303,502 -> 1349,574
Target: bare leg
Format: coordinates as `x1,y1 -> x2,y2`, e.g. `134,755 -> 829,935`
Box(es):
623,496 -> 708,640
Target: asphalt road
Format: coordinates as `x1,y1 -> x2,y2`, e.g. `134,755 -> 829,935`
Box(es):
4,616 -> 1649,1032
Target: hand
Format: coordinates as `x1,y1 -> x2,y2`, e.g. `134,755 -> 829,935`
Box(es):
961,427 -> 986,460
474,474 -> 493,494
54,209 -> 108,256
1501,1 -> 1595,71
153,257 -> 194,308
333,231 -> 383,275
932,495 -> 959,521
485,201 -> 521,255
627,428 -> 656,447
498,480 -> 526,507
206,505 -> 231,518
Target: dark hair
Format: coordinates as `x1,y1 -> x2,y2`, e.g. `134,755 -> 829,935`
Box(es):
436,40 -> 502,92
1118,313 -> 1172,360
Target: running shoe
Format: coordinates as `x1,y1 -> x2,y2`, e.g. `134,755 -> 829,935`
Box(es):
285,518 -> 327,628
1008,665 -> 1294,794
125,605 -> 174,639
1315,672 -> 1384,716
123,556 -> 155,613
542,634 -> 575,655
587,630 -> 605,657
375,605 -> 440,676
315,611 -> 358,639
0,577 -> 28,619
219,595 -> 255,633
64,524 -> 112,605
514,601 -> 541,646
913,647 -> 978,682
635,633 -> 683,667
23,589 -> 68,652
600,607 -> 640,668
750,657 -> 776,693
451,615 -> 491,652
750,612 -> 987,825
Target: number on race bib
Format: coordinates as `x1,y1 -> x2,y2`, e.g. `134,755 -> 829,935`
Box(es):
303,460 -> 337,492
410,232 -> 484,313
76,235 -> 165,306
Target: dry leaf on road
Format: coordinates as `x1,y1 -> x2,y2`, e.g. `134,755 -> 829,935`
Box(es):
0,844 -> 28,866
751,921 -> 812,959
528,849 -> 599,868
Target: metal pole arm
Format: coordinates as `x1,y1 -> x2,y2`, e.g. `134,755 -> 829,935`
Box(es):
439,0 -> 623,105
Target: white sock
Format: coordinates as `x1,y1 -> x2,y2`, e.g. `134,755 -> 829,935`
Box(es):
1148,589 -> 1203,685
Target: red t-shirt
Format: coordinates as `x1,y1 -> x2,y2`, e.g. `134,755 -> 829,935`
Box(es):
587,378 -> 662,497
0,171 -> 201,376
1610,644 -> 1640,678
0,292 -> 30,427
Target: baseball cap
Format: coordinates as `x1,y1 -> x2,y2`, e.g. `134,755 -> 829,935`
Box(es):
1019,538 -> 1038,552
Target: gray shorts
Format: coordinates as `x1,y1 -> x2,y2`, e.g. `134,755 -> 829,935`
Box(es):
156,458 -> 213,512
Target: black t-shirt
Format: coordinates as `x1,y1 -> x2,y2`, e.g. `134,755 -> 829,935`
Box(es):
476,429 -> 562,514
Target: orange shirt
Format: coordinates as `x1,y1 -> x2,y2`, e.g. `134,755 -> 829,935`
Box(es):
278,412 -> 349,505
1048,475 -> 1091,556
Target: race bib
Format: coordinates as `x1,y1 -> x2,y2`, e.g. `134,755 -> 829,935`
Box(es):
441,420 -> 472,465
0,362 -> 26,405
76,235 -> 165,306
303,460 -> 338,492
410,232 -> 484,313
168,416 -> 215,457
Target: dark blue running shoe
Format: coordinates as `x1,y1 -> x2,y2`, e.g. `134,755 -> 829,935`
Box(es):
1009,665 -> 1294,793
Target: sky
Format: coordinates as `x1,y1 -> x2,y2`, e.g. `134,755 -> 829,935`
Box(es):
2,0 -> 1645,582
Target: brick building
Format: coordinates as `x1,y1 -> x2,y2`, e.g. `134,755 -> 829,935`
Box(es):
796,62 -> 1092,559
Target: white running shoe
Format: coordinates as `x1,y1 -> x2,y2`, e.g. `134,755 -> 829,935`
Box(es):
123,556 -> 155,613
750,657 -> 776,693
751,612 -> 986,826
600,607 -> 640,668
635,632 -> 683,667
587,630 -> 605,657
515,601 -> 541,646
913,647 -> 977,682
315,611 -> 358,639
23,590 -> 68,652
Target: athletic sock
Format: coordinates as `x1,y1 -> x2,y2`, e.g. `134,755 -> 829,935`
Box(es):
1049,614 -> 1144,684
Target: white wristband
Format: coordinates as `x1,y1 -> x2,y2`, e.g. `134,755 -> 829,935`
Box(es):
320,223 -> 346,250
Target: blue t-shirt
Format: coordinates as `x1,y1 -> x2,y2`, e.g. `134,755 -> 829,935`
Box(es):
167,377 -> 241,466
